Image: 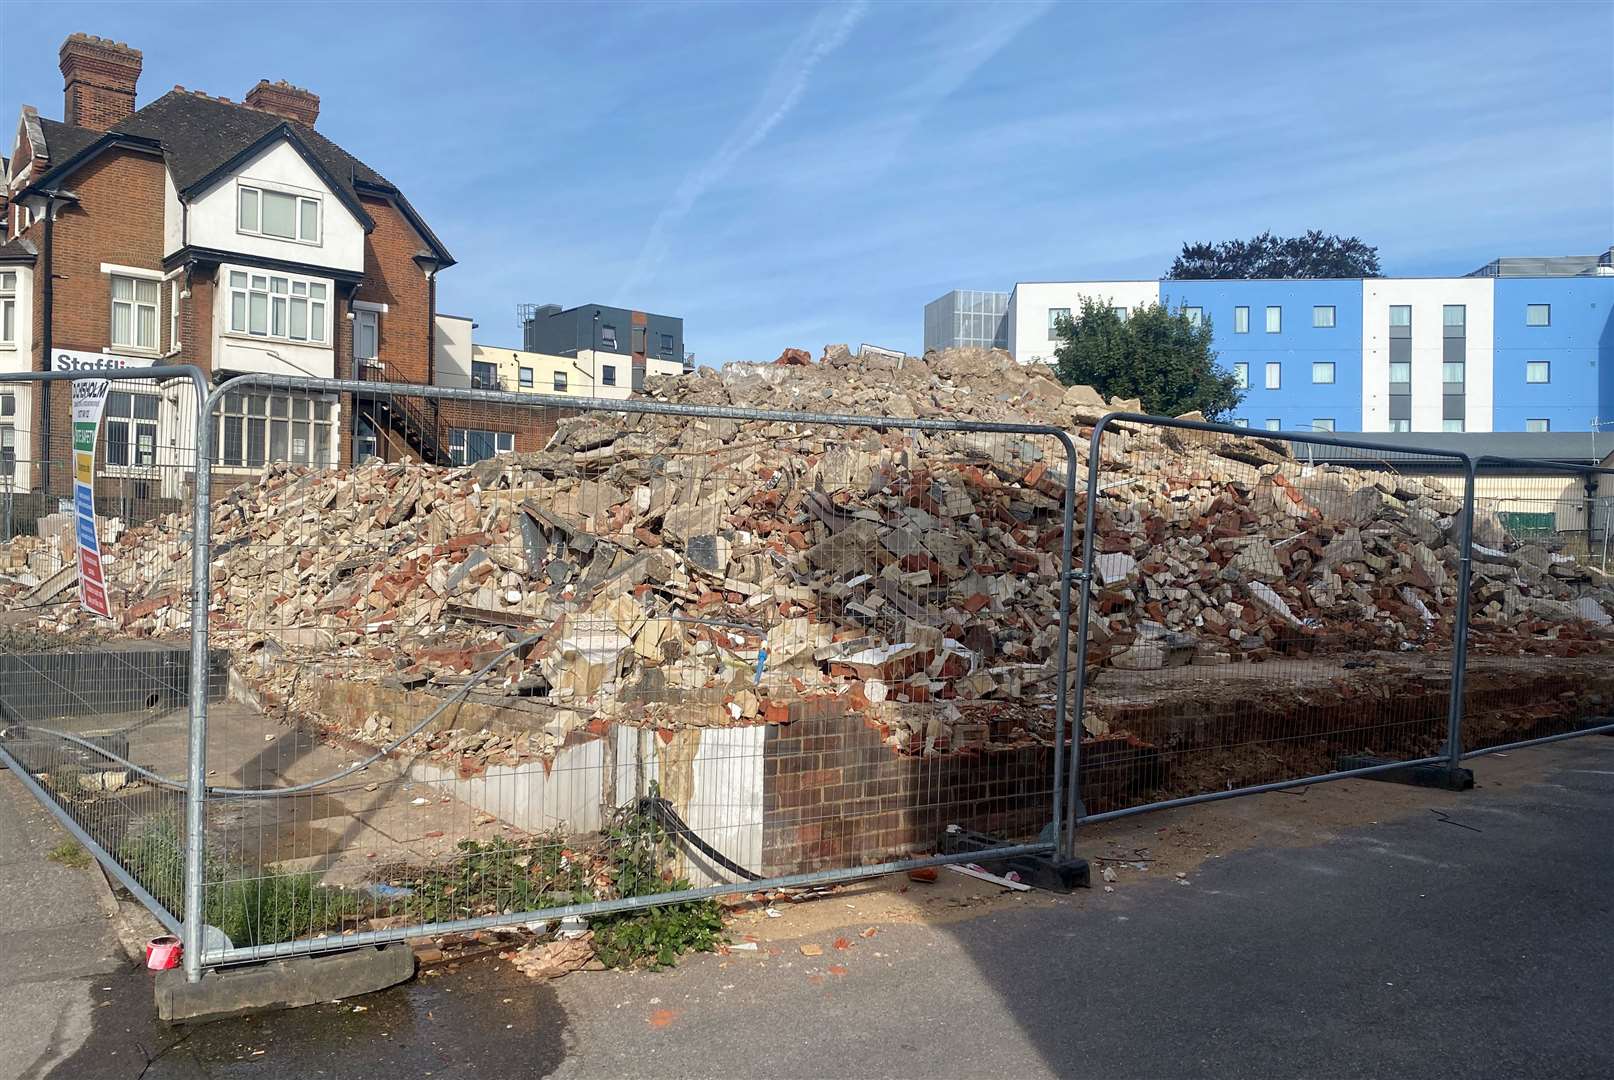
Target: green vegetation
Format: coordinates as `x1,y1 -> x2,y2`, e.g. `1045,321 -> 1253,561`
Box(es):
1054,298 -> 1243,420
47,839 -> 93,869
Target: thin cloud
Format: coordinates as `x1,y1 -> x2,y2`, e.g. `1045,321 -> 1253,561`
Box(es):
615,1 -> 869,302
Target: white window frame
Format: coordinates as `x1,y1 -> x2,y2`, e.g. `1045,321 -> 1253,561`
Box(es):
1525,361 -> 1550,384
0,270 -> 16,347
1265,306 -> 1281,333
1233,362 -> 1249,389
1183,306 -> 1204,327
1525,418 -> 1550,432
237,183 -> 322,245
447,427 -> 514,466
602,363 -> 617,387
1047,307 -> 1071,336
1233,306 -> 1249,334
213,388 -> 337,470
1525,304 -> 1550,327
1312,305 -> 1336,328
228,268 -> 329,346
110,272 -> 161,353
102,389 -> 161,473
1311,418 -> 1335,432
553,371 -> 568,392
1265,362 -> 1281,389
353,307 -> 378,362
1312,362 -> 1335,384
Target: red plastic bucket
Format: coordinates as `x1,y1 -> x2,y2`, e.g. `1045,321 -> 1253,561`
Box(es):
145,935 -> 182,970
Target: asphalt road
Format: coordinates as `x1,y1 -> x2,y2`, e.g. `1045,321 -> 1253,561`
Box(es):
13,737 -> 1614,1079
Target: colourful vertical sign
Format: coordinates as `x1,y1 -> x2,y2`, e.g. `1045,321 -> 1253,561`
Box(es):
71,379 -> 113,620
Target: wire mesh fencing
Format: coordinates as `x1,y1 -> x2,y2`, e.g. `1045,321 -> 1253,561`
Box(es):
0,368 -> 211,931
1458,460 -> 1614,756
187,375 -> 1078,964
1066,416 -> 1484,827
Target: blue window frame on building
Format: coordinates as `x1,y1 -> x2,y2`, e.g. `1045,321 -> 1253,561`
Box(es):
1264,362 -> 1281,389
1525,419 -> 1550,432
1264,419 -> 1281,431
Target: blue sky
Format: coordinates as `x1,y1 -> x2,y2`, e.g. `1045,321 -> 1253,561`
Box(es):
4,1 -> 1611,362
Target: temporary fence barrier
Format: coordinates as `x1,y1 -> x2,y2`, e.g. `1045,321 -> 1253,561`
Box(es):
0,366 -> 212,942
1457,457 -> 1614,758
183,374 -> 1081,971
1065,413 -> 1484,834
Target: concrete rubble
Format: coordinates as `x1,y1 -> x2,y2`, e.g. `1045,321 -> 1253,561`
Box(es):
0,345 -> 1608,774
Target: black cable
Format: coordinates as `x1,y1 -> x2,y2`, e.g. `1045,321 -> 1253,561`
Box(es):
637,795 -> 762,882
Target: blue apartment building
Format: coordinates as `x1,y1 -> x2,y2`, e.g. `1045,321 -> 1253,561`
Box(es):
928,248 -> 1614,433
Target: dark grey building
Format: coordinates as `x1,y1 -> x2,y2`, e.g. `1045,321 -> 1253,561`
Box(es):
520,302 -> 687,389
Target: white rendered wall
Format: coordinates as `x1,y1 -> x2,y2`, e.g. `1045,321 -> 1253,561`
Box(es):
186,140 -> 365,274
1362,278 -> 1493,432
1008,281 -> 1161,364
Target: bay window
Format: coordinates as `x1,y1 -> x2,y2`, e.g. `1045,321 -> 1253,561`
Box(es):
228,270 -> 328,344
111,274 -> 160,351
214,389 -> 336,468
1,271 -> 16,346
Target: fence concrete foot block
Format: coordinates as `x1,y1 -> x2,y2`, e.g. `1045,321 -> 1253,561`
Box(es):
1336,755 -> 1475,791
938,827 -> 1090,891
154,944 -> 416,1022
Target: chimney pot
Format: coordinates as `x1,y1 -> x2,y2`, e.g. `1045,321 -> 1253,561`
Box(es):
243,79 -> 320,127
59,32 -> 143,132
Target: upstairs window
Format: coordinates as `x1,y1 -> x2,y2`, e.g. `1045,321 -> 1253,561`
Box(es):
1265,306 -> 1282,333
600,324 -> 618,350
1233,306 -> 1249,333
229,270 -> 328,344
1312,305 -> 1336,328
1183,306 -> 1204,327
553,371 -> 568,392
1525,361 -> 1550,383
1312,362 -> 1335,384
1442,304 -> 1466,329
602,363 -> 617,387
0,271 -> 15,345
519,366 -> 534,388
238,184 -> 320,244
1233,362 -> 1249,389
660,332 -> 674,354
111,274 -> 160,351
1265,362 -> 1281,389
1265,418 -> 1282,431
1525,304 -> 1550,326
632,326 -> 646,353
1525,418 -> 1550,432
1047,307 -> 1071,336
471,360 -> 499,389
1389,305 -> 1411,327
1312,418 -> 1335,432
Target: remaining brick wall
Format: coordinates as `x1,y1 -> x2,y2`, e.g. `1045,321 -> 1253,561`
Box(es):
353,194 -> 430,386
760,714 -> 1055,876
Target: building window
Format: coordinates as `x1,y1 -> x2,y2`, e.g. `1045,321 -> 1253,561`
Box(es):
1442,418 -> 1465,432
1312,305 -> 1336,328
1442,362 -> 1465,384
1233,362 -> 1249,389
1047,308 -> 1071,336
519,366 -> 534,389
1525,304 -> 1550,327
230,270 -> 328,344
1,393 -> 16,481
600,324 -> 618,350
1312,418 -> 1335,432
553,371 -> 568,392
1233,306 -> 1249,334
355,415 -> 378,461
1388,305 -> 1411,328
602,364 -> 617,387
103,391 -> 160,467
660,332 -> 674,354
1442,304 -> 1465,328
214,389 -> 336,468
1265,306 -> 1281,333
632,326 -> 646,353
1525,419 -> 1550,432
1111,306 -> 1128,320
1265,419 -> 1281,431
168,280 -> 180,352
1525,361 -> 1550,383
1312,362 -> 1335,384
1182,306 -> 1204,327
1389,361 -> 1411,384
471,360 -> 499,389
1265,362 -> 1281,389
238,184 -> 320,244
448,428 -> 514,466
0,271 -> 16,345
1388,419 -> 1410,432
111,274 -> 160,350
1232,418 -> 1249,428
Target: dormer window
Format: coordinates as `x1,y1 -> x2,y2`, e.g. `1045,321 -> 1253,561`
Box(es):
238,183 -> 321,244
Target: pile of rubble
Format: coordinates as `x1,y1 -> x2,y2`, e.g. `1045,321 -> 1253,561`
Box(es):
0,345 -> 1608,769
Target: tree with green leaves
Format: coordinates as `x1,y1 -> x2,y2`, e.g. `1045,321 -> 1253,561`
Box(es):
1053,298 -> 1244,420
1169,230 -> 1381,279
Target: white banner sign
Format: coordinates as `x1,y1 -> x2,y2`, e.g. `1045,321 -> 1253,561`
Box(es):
51,348 -> 159,373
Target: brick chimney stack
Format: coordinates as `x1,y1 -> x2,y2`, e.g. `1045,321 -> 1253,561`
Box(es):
59,33 -> 143,132
244,80 -> 320,127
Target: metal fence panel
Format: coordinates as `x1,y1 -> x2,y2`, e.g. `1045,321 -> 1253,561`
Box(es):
0,367 -> 210,936
1066,416 -> 1480,828
1459,461 -> 1614,757
179,375 -> 1078,966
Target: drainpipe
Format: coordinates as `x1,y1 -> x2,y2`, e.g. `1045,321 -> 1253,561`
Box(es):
425,265 -> 437,386
39,192 -> 57,491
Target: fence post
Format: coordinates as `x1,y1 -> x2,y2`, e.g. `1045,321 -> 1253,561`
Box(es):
1445,454 -> 1478,774
1063,415 -> 1109,844
1049,432 -> 1080,858
183,372 -> 212,983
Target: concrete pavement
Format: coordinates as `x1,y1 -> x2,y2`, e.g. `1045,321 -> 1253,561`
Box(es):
8,737 -> 1613,1078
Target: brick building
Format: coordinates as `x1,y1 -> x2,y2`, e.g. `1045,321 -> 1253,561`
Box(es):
0,33 -> 482,500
